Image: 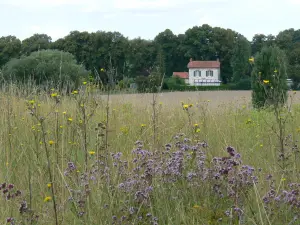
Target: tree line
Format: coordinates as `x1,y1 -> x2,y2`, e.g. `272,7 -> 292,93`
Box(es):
0,24 -> 299,89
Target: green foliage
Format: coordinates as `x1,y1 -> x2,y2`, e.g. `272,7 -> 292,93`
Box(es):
0,36 -> 21,68
231,35 -> 251,82
21,33 -> 52,55
228,78 -> 252,90
164,76 -> 186,90
135,76 -> 149,92
251,46 -> 288,108
2,49 -> 88,89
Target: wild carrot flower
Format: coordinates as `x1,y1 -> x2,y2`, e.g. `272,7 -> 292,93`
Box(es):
44,196 -> 52,202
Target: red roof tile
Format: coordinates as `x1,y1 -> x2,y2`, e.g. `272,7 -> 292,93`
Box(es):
187,61 -> 220,68
173,72 -> 189,79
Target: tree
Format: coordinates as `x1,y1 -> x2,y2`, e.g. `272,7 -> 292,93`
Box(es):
231,34 -> 251,82
21,33 -> 52,55
3,49 -> 88,89
0,36 -> 21,68
251,46 -> 288,108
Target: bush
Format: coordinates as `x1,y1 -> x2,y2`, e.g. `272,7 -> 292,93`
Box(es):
251,46 -> 288,108
227,78 -> 252,90
2,49 -> 89,89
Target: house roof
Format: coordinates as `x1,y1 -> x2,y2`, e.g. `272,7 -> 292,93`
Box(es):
173,72 -> 189,79
187,60 -> 220,69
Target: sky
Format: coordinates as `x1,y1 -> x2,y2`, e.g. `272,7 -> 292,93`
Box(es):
0,0 -> 299,41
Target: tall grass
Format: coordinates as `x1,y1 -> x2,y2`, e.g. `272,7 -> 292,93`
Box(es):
1,82 -> 300,224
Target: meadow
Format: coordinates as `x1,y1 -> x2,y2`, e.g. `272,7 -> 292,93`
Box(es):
1,86 -> 300,225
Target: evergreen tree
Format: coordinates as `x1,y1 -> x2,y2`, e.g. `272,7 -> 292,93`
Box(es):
251,46 -> 288,108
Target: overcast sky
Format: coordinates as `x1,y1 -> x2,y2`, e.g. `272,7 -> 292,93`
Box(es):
0,0 -> 299,41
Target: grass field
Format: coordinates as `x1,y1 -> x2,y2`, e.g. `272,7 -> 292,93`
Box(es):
1,88 -> 300,224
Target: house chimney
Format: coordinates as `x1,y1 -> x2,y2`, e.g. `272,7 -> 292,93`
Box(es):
190,58 -> 193,62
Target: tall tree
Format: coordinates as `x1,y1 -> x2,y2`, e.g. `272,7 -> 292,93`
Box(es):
231,34 -> 251,82
21,33 -> 52,55
0,36 -> 21,68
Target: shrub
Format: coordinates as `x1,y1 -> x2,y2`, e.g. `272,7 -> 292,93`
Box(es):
2,49 -> 89,90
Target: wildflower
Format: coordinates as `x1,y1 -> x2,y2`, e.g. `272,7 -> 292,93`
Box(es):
183,104 -> 189,109
140,124 -> 146,128
89,151 -> 96,156
207,100 -> 211,102
47,183 -> 52,188
194,123 -> 199,127
44,196 -> 52,202
63,111 -> 67,115
49,140 -> 55,146
196,128 -> 201,133
72,90 -> 78,95
68,117 -> 73,122
193,204 -> 200,209
260,144 -> 263,147
274,69 -> 278,73
263,80 -> 270,84
79,120 -> 83,124
51,93 -> 58,97
100,68 -> 105,72
28,100 -> 35,105
249,57 -> 254,63
80,103 -> 84,107
59,125 -> 63,129
83,81 -> 87,85
281,178 -> 286,182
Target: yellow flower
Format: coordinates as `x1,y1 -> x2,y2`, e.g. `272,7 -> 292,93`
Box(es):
207,100 -> 211,102
68,117 -> 73,122
72,90 -> 78,94
51,93 -> 58,97
49,140 -> 55,146
83,81 -> 87,85
28,100 -> 35,105
183,104 -> 189,109
80,103 -> 84,107
47,183 -> 52,188
249,57 -> 254,63
44,196 -> 52,202
274,69 -> 278,73
51,88 -> 55,91
59,125 -> 63,129
89,151 -> 96,155
281,178 -> 286,182
79,120 -> 83,124
260,144 -> 263,147
193,204 -> 200,209
196,128 -> 201,133
194,123 -> 199,127
140,124 -> 146,127
263,80 -> 270,84
63,111 -> 67,114
246,119 -> 252,124
100,68 -> 105,72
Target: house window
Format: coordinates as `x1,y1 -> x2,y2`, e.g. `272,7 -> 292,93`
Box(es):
194,70 -> 201,77
206,70 -> 213,77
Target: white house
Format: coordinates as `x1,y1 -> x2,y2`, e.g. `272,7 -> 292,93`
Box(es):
173,58 -> 222,86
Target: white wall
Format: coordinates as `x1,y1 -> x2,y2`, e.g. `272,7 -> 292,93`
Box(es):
188,68 -> 221,86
